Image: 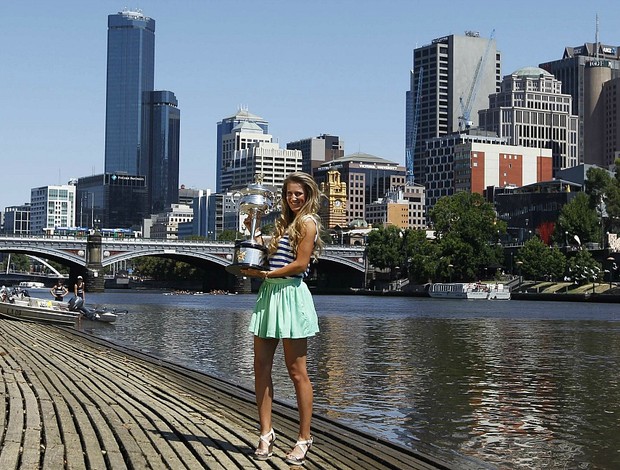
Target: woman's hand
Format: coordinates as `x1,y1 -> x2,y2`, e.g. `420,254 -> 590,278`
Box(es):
240,268 -> 269,279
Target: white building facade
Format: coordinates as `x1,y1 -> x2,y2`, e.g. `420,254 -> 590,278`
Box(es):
30,185 -> 76,235
148,204 -> 193,240
453,142 -> 553,194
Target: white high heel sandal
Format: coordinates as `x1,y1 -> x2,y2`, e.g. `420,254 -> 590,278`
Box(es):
253,428 -> 276,460
285,436 -> 313,466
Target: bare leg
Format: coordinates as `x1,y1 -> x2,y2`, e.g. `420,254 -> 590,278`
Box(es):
283,338 -> 313,459
254,336 -> 278,453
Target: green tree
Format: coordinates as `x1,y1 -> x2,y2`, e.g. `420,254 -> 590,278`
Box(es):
566,249 -> 602,285
3,254 -> 31,272
366,225 -> 405,279
217,229 -> 244,241
555,192 -> 600,246
584,166 -> 620,234
517,237 -> 566,281
429,192 -> 505,281
403,229 -> 440,283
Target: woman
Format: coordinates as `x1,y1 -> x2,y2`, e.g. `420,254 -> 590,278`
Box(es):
74,275 -> 85,303
50,279 -> 68,301
241,172 -> 324,465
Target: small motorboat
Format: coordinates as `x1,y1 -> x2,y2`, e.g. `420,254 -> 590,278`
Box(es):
0,287 -> 122,325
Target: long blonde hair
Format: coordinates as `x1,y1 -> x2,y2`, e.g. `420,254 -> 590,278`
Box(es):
268,172 -> 324,260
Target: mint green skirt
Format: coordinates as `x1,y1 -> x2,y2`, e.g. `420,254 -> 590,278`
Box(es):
249,277 -> 320,339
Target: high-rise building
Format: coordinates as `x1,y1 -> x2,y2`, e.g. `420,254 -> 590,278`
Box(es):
105,9 -> 155,175
406,32 -> 501,185
76,174 -> 148,231
2,204 -> 30,235
141,91 -> 181,213
478,66 -> 579,174
540,42 -> 620,165
216,109 -> 269,192
30,185 -> 76,235
221,141 -> 302,192
287,134 -> 344,175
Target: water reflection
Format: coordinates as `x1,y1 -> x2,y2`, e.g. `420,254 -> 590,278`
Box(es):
87,292 -> 620,469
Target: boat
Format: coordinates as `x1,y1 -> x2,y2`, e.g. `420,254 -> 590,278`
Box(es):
429,282 -> 511,300
0,288 -> 120,325
18,281 -> 46,289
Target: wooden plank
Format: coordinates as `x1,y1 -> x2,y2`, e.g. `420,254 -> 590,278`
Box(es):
0,319 -> 458,470
16,369 -> 42,469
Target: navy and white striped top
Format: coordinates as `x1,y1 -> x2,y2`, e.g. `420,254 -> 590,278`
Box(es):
268,216 -> 317,279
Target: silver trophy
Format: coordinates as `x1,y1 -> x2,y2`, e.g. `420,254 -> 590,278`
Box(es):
225,180 -> 277,276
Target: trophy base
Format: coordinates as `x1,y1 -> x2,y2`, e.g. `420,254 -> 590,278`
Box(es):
225,240 -> 269,276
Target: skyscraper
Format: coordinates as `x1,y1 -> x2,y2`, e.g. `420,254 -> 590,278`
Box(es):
141,91 -> 181,213
405,32 -> 501,185
216,109 -> 269,192
479,67 -> 578,173
540,42 -> 620,166
105,9 -> 155,174
286,134 -> 345,175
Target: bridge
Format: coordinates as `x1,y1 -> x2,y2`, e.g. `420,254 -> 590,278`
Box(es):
0,234 -> 367,292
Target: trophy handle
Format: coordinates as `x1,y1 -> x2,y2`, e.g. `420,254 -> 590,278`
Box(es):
248,209 -> 259,238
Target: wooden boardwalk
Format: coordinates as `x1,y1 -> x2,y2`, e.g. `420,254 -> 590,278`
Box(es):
0,318 -> 467,470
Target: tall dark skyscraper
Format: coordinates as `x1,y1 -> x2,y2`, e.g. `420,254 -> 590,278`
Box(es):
141,91 -> 181,213
103,9 -> 181,224
105,9 -> 155,174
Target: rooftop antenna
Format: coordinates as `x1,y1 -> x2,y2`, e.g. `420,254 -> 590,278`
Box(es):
595,14 -> 599,59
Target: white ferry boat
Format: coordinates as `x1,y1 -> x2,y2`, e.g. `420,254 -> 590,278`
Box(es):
18,281 -> 46,289
429,282 -> 511,300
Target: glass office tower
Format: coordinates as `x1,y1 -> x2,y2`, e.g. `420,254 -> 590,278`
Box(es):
105,9 -> 155,175
141,91 -> 181,213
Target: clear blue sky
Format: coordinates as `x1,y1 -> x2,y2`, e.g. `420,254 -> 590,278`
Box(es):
2,0 -> 618,211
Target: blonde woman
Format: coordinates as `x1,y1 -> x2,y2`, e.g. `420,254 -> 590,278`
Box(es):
241,172 -> 323,465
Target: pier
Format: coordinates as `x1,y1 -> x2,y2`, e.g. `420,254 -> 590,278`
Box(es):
0,319 -> 458,469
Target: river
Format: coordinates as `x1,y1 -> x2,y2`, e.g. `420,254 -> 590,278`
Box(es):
83,291 -> 620,469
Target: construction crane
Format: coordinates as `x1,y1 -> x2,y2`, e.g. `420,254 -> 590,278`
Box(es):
458,30 -> 495,132
406,66 -> 423,184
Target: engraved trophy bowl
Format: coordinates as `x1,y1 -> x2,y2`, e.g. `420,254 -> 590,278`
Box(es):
225,182 -> 278,276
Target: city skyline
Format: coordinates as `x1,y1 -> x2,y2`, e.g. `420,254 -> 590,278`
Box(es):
2,0 -> 619,212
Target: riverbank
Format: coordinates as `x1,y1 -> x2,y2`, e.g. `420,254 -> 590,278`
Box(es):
314,282 -> 620,302
0,318 -> 465,469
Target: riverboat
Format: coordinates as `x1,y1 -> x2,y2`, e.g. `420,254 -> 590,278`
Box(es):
0,291 -> 118,325
429,282 -> 511,300
18,281 -> 46,289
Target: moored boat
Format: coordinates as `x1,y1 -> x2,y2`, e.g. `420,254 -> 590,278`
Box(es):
429,282 -> 511,300
0,289 -> 119,325
18,281 -> 46,289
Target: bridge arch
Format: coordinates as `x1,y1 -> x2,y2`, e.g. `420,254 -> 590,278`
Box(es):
102,249 -> 230,268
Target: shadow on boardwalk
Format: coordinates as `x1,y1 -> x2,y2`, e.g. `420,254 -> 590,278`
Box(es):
0,319 -> 486,469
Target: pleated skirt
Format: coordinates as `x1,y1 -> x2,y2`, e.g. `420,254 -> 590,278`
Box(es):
248,277 -> 320,339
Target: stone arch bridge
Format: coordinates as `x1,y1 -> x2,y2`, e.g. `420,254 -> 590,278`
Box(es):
0,235 -> 366,292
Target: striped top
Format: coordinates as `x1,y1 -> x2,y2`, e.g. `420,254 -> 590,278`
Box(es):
268,216 -> 317,279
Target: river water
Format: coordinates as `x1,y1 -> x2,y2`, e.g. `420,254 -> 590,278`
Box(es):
83,291 -> 620,469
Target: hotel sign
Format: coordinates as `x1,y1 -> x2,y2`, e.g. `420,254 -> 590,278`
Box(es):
358,163 -> 398,170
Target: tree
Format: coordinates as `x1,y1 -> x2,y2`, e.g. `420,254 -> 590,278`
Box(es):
566,249 -> 602,285
517,237 -> 566,281
402,229 -> 440,283
366,225 -> 405,279
584,166 -> 620,234
429,192 -> 505,281
217,229 -> 243,241
555,192 -> 600,246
